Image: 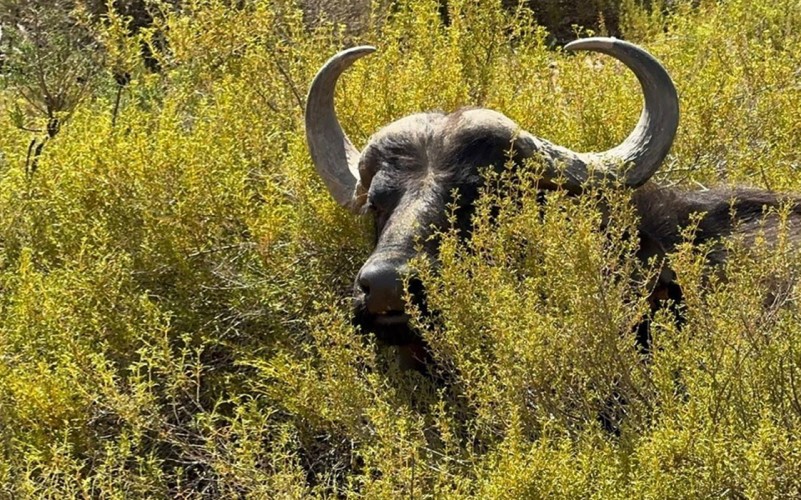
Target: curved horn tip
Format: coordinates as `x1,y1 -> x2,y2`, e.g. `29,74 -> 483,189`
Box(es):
306,46 -> 377,102
565,36 -> 620,53
308,46 -> 378,93
335,45 -> 377,59
353,45 -> 377,53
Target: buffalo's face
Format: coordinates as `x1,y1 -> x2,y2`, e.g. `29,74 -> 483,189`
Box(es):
351,113 -> 486,345
304,39 -> 678,347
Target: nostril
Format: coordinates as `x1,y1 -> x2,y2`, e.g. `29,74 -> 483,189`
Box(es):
357,274 -> 370,295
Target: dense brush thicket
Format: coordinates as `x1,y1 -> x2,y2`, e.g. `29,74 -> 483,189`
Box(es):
2,0 -> 801,497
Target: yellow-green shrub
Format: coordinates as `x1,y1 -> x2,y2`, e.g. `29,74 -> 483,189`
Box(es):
1,0 -> 801,496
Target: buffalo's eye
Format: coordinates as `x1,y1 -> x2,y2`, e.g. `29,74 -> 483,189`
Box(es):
366,199 -> 389,220
364,200 -> 383,215
366,188 -> 397,213
365,196 -> 393,232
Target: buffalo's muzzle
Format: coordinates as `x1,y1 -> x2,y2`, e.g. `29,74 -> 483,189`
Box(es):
356,260 -> 407,315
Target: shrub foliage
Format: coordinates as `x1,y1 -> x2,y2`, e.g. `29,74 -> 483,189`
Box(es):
1,0 -> 801,496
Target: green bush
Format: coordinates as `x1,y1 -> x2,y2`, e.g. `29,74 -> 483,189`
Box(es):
1,0 -> 801,496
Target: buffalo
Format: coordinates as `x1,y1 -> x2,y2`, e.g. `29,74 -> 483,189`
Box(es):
304,37 -> 801,352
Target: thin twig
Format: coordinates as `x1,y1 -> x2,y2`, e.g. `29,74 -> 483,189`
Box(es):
266,46 -> 304,112
111,84 -> 123,129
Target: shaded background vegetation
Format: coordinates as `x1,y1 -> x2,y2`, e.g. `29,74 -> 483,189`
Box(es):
1,0 -> 801,497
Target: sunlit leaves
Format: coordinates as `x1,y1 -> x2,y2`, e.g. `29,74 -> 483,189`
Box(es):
2,0 -> 801,496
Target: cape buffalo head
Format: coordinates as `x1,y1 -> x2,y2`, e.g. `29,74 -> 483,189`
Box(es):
304,38 -> 679,346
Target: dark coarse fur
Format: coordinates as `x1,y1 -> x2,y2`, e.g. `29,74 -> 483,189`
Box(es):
352,108 -> 801,350
634,184 -> 801,268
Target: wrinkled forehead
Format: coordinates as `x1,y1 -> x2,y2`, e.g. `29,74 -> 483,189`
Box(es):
358,109 -> 525,186
359,113 -> 445,181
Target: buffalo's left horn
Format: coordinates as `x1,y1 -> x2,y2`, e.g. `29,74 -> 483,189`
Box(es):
305,46 -> 375,212
530,37 -> 679,190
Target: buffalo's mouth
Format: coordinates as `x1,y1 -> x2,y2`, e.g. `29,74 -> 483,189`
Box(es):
352,306 -> 420,346
373,312 -> 411,326
352,278 -> 429,347
352,306 -> 434,372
